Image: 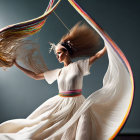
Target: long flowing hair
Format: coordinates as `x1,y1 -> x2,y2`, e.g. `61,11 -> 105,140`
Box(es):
59,22 -> 102,58
0,22 -> 102,73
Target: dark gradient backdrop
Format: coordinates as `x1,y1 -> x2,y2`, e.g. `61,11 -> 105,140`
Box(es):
0,0 -> 139,134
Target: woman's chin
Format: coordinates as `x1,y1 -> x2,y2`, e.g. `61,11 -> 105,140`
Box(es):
58,60 -> 63,63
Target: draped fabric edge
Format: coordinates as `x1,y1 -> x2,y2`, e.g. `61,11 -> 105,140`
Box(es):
68,0 -> 134,139
0,0 -> 134,139
0,0 -> 61,34
0,0 -> 62,73
44,0 -> 134,140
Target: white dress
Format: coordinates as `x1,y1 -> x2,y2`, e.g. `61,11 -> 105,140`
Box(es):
0,58 -> 95,140
0,0 -> 134,139
0,53 -> 133,140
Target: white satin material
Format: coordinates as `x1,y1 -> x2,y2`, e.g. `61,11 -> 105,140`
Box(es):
0,0 -> 133,138
0,42 -> 132,139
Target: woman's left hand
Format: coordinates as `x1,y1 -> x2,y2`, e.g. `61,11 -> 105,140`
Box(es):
89,46 -> 107,65
13,59 -> 18,66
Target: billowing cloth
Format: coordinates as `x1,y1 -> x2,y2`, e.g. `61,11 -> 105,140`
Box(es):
0,58 -> 95,140
44,68 -> 61,84
0,95 -> 94,140
0,0 -> 61,73
0,0 -> 134,140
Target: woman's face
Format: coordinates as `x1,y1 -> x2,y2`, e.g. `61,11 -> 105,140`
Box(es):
55,45 -> 68,63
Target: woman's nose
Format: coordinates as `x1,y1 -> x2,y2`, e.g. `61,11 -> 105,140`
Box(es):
57,54 -> 60,59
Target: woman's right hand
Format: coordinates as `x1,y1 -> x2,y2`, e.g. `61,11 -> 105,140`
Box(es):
13,59 -> 45,80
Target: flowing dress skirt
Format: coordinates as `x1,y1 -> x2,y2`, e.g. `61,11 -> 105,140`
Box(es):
0,0 -> 134,139
0,42 -> 134,140
0,95 -> 96,140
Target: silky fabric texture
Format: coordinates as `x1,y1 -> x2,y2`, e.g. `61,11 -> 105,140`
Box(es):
0,0 -> 134,139
0,58 -> 96,140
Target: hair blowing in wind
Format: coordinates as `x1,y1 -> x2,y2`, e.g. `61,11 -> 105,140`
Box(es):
60,22 -> 101,58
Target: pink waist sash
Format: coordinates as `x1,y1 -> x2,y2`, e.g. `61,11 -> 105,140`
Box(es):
58,89 -> 82,97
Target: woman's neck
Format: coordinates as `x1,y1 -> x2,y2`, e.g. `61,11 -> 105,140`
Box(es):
64,59 -> 72,67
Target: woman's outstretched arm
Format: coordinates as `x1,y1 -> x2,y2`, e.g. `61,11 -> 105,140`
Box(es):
14,60 -> 45,80
89,46 -> 107,65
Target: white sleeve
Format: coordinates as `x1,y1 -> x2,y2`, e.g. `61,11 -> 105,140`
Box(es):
77,58 -> 92,76
43,68 -> 61,84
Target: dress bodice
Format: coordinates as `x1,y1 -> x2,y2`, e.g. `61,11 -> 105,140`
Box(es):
43,58 -> 91,92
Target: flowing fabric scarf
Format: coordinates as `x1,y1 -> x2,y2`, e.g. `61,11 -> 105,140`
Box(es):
0,0 -> 134,139
0,0 -> 61,73
45,0 -> 134,140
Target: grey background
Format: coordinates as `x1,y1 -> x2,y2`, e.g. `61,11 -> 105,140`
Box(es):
0,0 -> 139,134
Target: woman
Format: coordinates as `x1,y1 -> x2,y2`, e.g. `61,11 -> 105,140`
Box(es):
0,23 -> 107,140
